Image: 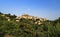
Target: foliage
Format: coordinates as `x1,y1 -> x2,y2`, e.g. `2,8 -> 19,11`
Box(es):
0,12 -> 60,37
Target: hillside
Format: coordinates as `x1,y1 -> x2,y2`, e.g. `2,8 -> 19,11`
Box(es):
0,12 -> 60,37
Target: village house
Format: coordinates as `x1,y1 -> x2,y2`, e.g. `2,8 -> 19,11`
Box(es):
6,17 -> 10,21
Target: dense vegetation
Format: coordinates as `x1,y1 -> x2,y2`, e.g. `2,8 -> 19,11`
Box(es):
0,12 -> 60,37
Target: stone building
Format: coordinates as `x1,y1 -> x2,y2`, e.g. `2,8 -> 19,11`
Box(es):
6,17 -> 10,21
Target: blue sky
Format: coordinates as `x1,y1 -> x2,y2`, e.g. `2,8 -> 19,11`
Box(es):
0,0 -> 60,20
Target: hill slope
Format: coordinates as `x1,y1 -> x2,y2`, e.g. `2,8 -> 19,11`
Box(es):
0,12 -> 60,37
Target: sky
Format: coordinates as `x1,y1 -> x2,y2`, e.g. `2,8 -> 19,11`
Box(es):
0,0 -> 60,20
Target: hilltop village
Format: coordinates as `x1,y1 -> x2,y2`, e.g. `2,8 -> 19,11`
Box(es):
16,14 -> 46,25
0,13 -> 46,25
